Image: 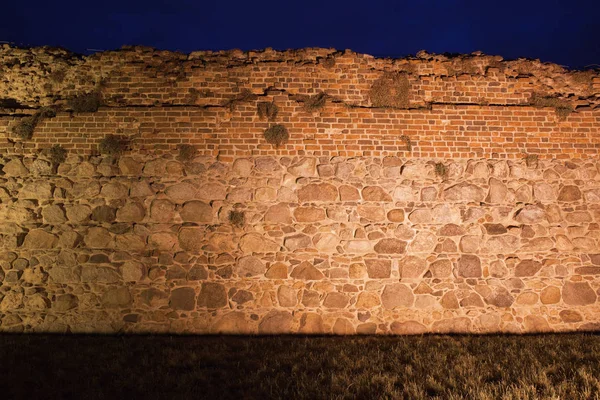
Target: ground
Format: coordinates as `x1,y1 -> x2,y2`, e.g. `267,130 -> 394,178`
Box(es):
1,333 -> 599,399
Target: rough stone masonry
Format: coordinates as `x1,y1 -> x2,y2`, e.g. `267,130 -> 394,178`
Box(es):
0,45 -> 599,334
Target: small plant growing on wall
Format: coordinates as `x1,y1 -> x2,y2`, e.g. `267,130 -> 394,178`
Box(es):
369,72 -> 410,108
524,153 -> 539,168
529,93 -> 574,121
49,144 -> 67,164
229,210 -> 245,227
67,91 -> 102,113
400,135 -> 412,152
264,124 -> 289,147
303,92 -> 328,112
257,101 -> 279,121
434,162 -> 447,178
177,144 -> 196,161
12,107 -> 57,140
99,135 -> 128,156
227,89 -> 258,111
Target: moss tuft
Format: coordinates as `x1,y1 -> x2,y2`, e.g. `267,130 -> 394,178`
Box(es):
99,135 -> 128,156
67,92 -> 102,113
177,144 -> 196,161
524,153 -> 539,168
530,93 -> 574,121
257,101 -> 279,121
369,72 -> 410,108
434,162 -> 447,178
49,144 -> 67,164
400,135 -> 412,152
264,124 -> 289,147
229,210 -> 245,227
11,107 -> 57,140
303,92 -> 328,112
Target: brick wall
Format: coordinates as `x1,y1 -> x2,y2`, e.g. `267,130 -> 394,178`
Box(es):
0,46 -> 599,334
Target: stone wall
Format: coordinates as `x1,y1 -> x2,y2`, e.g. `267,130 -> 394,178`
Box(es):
0,45 -> 599,334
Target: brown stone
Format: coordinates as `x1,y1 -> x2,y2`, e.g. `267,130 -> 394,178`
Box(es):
323,292 -> 349,308
277,286 -> 297,307
178,227 -> 204,252
362,186 -> 392,201
484,223 -> 507,235
3,159 -> 29,176
484,287 -> 514,307
211,312 -> 253,334
457,255 -> 481,277
265,263 -> 288,279
22,229 -> 58,249
439,224 -> 465,236
339,185 -> 360,201
284,233 -> 312,251
558,185 -> 582,202
387,209 -> 405,222
365,259 -> 391,278
288,158 -> 317,177
290,261 -> 324,280
92,206 -> 116,223
486,178 -> 508,203
515,260 -> 542,277
294,207 -> 326,222
381,283 -> 414,309
150,199 -> 175,223
313,233 -> 339,252
101,182 -> 129,199
432,317 -> 471,333
258,311 -> 292,334
441,291 -> 460,309
332,318 -> 355,334
116,202 -> 145,222
356,323 -> 377,334
264,203 -> 292,224
298,313 -> 324,334
169,287 -> 196,310
356,292 -> 381,308
237,256 -> 266,277
429,259 -> 452,278
399,256 -> 427,279
297,183 -> 338,202
562,281 -> 597,305
460,293 -> 484,307
101,287 -> 131,308
118,157 -> 143,175
240,233 -> 280,253
444,183 -> 485,202
390,321 -> 427,335
180,201 -> 213,223
374,238 -> 407,254
53,294 -> 78,311
575,267 -> 600,275
197,283 -> 227,308
165,182 -> 197,203
357,205 -> 385,221
515,205 -> 546,223
232,158 -> 254,176
66,205 -> 91,224
559,310 -> 583,323
523,315 -> 551,332
42,205 -> 67,224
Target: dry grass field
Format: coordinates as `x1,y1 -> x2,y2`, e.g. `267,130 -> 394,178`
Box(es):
1,333 -> 600,399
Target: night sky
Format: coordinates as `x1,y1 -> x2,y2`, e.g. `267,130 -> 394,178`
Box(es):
2,0 -> 599,69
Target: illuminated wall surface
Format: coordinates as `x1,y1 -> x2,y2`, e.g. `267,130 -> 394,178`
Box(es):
0,46 -> 600,334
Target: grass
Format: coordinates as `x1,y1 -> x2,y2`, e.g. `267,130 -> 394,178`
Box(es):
0,333 -> 599,399
400,134 -> 412,152
49,144 -> 67,164
525,153 -> 539,168
434,162 -> 447,178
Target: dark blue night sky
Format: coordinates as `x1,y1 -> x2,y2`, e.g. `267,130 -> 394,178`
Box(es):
2,0 -> 599,69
